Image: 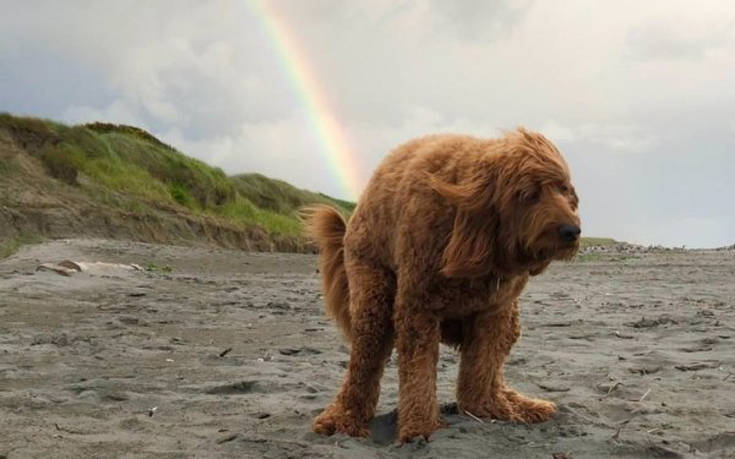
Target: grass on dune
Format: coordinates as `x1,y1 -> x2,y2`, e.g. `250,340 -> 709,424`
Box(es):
0,114 -> 352,239
230,173 -> 355,215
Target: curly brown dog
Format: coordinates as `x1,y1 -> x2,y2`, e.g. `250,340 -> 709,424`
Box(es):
304,128 -> 580,442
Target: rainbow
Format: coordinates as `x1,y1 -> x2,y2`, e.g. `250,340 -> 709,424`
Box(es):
250,1 -> 362,200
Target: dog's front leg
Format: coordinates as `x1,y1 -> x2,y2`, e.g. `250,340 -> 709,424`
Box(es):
394,304 -> 442,443
456,300 -> 556,423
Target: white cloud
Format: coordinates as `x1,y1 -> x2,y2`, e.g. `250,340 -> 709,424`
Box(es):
540,121 -> 577,144
1,0 -> 735,246
62,100 -> 144,128
550,123 -> 660,155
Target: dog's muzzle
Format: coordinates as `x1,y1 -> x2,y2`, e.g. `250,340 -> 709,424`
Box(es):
558,224 -> 581,243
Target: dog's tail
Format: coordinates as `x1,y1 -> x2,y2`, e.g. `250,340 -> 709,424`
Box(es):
301,205 -> 351,341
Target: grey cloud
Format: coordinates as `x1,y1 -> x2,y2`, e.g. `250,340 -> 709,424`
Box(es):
428,0 -> 533,41
1,1 -> 734,246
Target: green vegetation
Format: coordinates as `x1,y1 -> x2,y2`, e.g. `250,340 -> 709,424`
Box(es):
0,234 -> 43,260
575,252 -> 603,262
575,252 -> 639,263
230,173 -> 354,215
579,237 -> 617,249
143,262 -> 173,274
0,113 -> 353,243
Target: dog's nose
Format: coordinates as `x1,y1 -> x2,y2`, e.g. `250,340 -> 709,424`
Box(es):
558,224 -> 581,242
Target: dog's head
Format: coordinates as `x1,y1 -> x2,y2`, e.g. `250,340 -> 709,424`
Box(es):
429,128 -> 580,278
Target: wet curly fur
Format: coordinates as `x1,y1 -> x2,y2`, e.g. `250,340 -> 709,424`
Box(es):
303,128 -> 580,442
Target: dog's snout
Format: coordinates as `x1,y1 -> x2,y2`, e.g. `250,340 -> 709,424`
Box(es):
558,224 -> 581,242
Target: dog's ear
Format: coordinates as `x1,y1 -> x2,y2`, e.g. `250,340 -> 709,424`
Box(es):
427,169 -> 499,278
440,208 -> 498,278
425,168 -> 494,211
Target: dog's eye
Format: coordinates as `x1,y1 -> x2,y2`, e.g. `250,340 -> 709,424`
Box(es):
521,189 -> 540,203
559,184 -> 569,194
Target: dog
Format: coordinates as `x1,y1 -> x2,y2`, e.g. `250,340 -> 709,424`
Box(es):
304,128 -> 580,442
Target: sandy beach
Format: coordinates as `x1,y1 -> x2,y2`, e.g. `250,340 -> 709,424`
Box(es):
1,239 -> 733,458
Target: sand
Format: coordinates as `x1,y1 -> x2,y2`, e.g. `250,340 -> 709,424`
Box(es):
1,239 -> 733,458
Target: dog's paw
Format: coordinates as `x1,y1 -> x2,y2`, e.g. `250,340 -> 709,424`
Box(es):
458,393 -> 524,423
313,406 -> 370,438
502,389 -> 557,423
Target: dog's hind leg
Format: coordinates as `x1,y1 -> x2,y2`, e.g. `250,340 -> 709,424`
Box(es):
456,300 -> 556,423
313,260 -> 395,437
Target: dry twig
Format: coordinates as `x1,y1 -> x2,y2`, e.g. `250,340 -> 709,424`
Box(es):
464,410 -> 485,424
219,347 -> 233,358
612,418 -> 632,441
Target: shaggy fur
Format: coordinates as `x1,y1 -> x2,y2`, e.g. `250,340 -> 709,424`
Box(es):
304,128 -> 581,442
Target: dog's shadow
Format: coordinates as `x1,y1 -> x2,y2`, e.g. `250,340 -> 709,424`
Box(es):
368,403 -> 463,445
368,410 -> 399,445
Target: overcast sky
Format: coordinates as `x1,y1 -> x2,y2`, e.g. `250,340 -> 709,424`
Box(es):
1,0 -> 734,247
